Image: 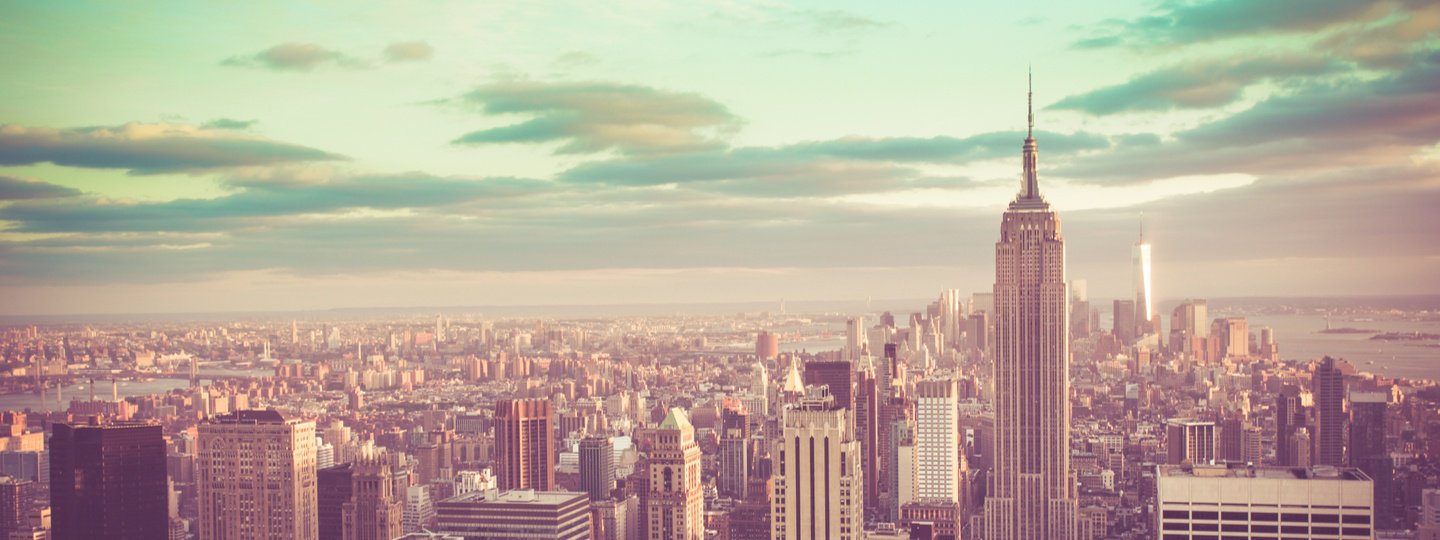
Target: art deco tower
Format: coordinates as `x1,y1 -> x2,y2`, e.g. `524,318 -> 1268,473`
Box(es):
982,77 -> 1078,540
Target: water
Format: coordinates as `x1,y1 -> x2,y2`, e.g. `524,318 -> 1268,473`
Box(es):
1238,313 -> 1440,381
0,367 -> 272,412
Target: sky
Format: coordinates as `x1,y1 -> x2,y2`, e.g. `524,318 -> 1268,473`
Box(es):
1,0 -> 1438,315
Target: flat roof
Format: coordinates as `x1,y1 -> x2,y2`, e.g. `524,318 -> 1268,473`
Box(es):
443,489 -> 586,506
1158,464 -> 1370,482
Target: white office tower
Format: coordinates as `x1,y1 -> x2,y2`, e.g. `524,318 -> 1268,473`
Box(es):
403,485 -> 435,534
1156,464 -> 1375,540
982,79 -> 1079,540
845,317 -> 869,362
914,379 -> 960,503
316,438 -> 335,470
940,289 -> 965,349
772,390 -> 864,540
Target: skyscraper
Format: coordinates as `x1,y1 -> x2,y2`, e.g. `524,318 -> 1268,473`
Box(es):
647,408 -> 703,540
495,399 -> 555,491
1313,356 -> 1346,466
197,409 -> 319,540
771,393 -> 864,540
1112,299 -> 1136,344
1350,391 -> 1394,528
845,317 -> 868,362
49,421 -> 168,540
717,406 -> 749,500
1275,385 -> 1309,466
1165,418 -> 1217,465
756,331 -> 779,361
343,446 -> 404,540
803,361 -> 853,412
914,379 -> 959,503
1156,463 -> 1375,540
580,436 -> 616,502
319,464 -> 355,540
982,78 -> 1078,540
1133,217 -> 1153,335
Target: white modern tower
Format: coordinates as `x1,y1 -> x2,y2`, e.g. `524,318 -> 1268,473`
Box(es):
982,76 -> 1078,540
914,379 -> 960,503
1133,216 -> 1154,334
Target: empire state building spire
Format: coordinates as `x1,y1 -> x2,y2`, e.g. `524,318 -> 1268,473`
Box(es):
1014,70 -> 1046,208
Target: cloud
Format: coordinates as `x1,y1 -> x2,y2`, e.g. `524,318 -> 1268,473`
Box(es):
1052,55 -> 1342,114
1315,3 -> 1440,68
222,42 -> 367,71
0,122 -> 345,174
384,41 -> 434,62
1074,0 -> 1400,48
451,81 -> 742,155
795,9 -> 887,32
201,118 -> 257,130
0,176 -> 82,200
553,51 -> 600,68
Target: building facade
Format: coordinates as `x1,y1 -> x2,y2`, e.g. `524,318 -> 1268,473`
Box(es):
1156,464 -> 1375,540
646,409 -> 704,540
197,409 -> 319,540
49,422 -> 168,540
771,401 -> 863,540
494,399 -> 555,491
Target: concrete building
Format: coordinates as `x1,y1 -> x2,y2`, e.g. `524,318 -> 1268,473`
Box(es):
647,408 -> 703,540
771,396 -> 863,540
1165,419 -> 1217,465
580,436 -> 616,502
197,409 -> 318,540
1156,464 -> 1374,540
342,446 -> 403,540
1313,357 -> 1346,467
495,399 -> 555,491
435,489 -> 591,540
914,379 -> 959,503
717,406 -> 749,500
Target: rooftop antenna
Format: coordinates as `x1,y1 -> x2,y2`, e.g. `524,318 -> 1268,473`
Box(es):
1027,65 -> 1034,138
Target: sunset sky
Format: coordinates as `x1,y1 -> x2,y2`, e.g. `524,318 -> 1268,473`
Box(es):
2,0 -> 1438,315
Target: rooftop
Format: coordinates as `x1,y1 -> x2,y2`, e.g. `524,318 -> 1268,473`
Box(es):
1158,463 -> 1371,482
443,489 -> 586,506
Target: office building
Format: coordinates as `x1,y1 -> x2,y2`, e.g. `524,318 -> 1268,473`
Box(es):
343,446 -> 404,540
197,409 -> 318,540
50,421 -> 168,540
1156,463 -> 1374,540
319,464 -> 355,540
771,397 -> 863,540
845,317 -> 868,362
1313,357 -> 1346,467
717,406 -> 749,500
647,408 -> 703,540
1134,218 -> 1154,335
982,81 -> 1079,540
756,331 -> 779,361
436,490 -> 591,540
1349,391 -> 1393,528
803,361 -> 853,412
914,379 -> 959,503
1276,386 -> 1309,467
495,399 -> 555,491
1419,489 -> 1440,540
580,436 -> 616,502
1166,419 -> 1217,465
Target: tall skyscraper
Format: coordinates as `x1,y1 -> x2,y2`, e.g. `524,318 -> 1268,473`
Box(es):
49,422 -> 168,540
845,317 -> 868,362
495,399 -> 555,491
1313,356 -> 1346,466
647,408 -> 703,540
982,79 -> 1078,540
853,357 -> 881,513
197,409 -> 319,540
1275,385 -> 1309,466
914,379 -> 959,503
580,436 -> 616,502
717,406 -> 749,500
1112,299 -> 1136,344
771,393 -> 864,540
1133,217 -> 1153,335
343,446 -> 404,540
319,464 -> 355,540
1350,391 -> 1394,528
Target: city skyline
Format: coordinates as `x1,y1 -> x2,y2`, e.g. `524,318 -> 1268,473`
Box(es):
3,0 -> 1439,315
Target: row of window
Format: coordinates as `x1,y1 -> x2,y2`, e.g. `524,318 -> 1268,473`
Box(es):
1162,521 -> 1370,536
1161,510 -> 1370,524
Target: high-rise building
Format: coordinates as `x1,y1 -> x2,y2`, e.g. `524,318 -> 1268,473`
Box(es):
1070,279 -> 1091,339
845,317 -> 868,362
1349,391 -> 1393,528
914,379 -> 959,503
580,436 -> 616,502
717,406 -> 749,500
1419,489 -> 1440,540
343,446 -> 404,540
1216,317 -> 1249,360
319,464 -> 355,540
982,79 -> 1078,540
436,490 -> 591,540
1155,464 -> 1375,540
1313,357 -> 1346,467
197,409 -> 319,540
771,396 -> 863,540
1113,300 -> 1136,344
495,399 -> 555,491
647,408 -> 703,540
803,361 -> 853,412
50,421 -> 168,540
756,331 -> 780,361
1165,419 -> 1217,465
404,485 -> 436,534
1133,218 -> 1153,336
853,357 -> 881,512
0,477 -> 28,538
1275,385 -> 1309,467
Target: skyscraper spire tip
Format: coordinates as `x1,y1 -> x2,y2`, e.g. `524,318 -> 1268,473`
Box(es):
1027,67 -> 1034,137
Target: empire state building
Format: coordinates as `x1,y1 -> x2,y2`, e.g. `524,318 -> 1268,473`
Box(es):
981,78 -> 1079,540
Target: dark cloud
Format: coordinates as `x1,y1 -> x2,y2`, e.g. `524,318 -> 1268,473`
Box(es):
1052,55 -> 1342,114
201,118 -> 257,130
0,176 -> 82,200
451,81 -> 741,155
1058,53 -> 1440,183
0,122 -> 345,175
384,41 -> 433,62
222,42 -> 368,71
0,174 -> 553,233
1073,0 -> 1404,48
